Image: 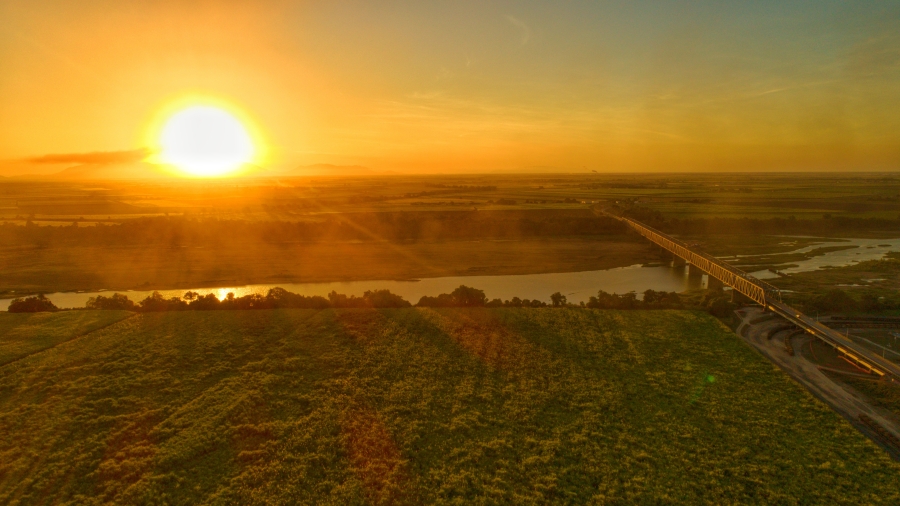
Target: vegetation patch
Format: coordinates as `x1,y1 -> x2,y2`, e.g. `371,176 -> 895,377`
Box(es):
1,309 -> 898,504
0,310 -> 131,365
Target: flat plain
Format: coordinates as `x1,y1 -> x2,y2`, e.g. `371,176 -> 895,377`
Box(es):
1,308 -> 898,505
4,172 -> 899,297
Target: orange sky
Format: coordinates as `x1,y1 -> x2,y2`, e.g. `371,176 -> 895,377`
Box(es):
1,0 -> 898,175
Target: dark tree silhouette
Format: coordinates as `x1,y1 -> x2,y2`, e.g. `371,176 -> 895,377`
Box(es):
86,293 -> 135,311
449,285 -> 487,307
550,292 -> 567,307
8,294 -> 58,313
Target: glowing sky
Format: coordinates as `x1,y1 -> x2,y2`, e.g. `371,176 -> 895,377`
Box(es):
1,0 -> 898,174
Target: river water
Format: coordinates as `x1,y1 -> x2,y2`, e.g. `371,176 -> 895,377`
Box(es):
0,264 -> 709,310
732,236 -> 900,279
3,236 -> 897,310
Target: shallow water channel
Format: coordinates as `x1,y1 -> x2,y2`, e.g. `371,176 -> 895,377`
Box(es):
734,236 -> 900,279
3,236 -> 897,310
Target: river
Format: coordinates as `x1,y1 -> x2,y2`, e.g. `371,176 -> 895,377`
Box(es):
2,236 -> 897,310
0,264 -> 709,310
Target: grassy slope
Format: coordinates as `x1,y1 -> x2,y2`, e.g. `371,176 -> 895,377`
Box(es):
0,309 -> 898,505
0,310 -> 132,366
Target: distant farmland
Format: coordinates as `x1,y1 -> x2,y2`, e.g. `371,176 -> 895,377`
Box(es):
0,309 -> 898,504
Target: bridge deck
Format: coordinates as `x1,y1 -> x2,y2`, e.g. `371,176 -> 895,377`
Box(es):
606,211 -> 900,380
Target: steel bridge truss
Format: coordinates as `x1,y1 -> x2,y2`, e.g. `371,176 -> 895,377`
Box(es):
616,217 -> 780,306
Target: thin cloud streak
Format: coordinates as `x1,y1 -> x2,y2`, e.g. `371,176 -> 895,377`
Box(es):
506,15 -> 531,45
25,148 -> 152,165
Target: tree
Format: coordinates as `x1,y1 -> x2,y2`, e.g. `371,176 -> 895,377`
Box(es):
362,289 -> 411,308
550,292 -> 567,307
8,294 -> 58,313
416,293 -> 455,307
189,293 -> 221,310
138,291 -> 186,312
86,293 -> 135,311
450,285 -> 487,307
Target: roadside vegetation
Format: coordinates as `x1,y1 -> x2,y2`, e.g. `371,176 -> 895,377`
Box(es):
1,308 -> 898,504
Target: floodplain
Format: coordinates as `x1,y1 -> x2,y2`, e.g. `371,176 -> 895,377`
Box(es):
2,172 -> 899,297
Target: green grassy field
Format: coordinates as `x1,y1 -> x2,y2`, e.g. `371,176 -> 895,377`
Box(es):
1,308 -> 898,504
0,310 -> 131,366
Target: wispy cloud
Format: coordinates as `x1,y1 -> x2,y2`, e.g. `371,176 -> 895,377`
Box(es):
506,15 -> 531,45
25,148 -> 152,165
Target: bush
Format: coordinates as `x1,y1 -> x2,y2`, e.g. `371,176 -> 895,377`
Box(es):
805,289 -> 858,313
449,285 -> 487,307
416,293 -> 456,307
417,286 -> 487,307
362,289 -> 412,308
550,292 -> 567,307
85,293 -> 136,311
707,298 -> 737,318
585,289 -> 682,310
8,294 -> 58,313
139,291 -> 187,312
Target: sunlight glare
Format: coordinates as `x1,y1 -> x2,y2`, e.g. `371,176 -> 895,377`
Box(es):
159,106 -> 255,177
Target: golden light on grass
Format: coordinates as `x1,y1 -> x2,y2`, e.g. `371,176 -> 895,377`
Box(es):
146,96 -> 266,177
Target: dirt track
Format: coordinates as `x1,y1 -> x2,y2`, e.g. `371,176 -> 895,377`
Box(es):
734,306 -> 900,459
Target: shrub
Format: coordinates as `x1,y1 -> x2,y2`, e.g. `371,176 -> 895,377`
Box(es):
806,289 -> 858,313
8,294 -> 58,313
85,293 -> 136,311
362,289 -> 412,308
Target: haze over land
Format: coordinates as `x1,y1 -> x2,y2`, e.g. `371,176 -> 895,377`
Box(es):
2,1 -> 899,177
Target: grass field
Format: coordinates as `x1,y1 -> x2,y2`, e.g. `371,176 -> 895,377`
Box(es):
0,310 -> 131,366
1,308 -> 898,504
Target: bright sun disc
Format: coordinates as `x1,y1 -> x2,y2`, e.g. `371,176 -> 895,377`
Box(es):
159,106 -> 254,176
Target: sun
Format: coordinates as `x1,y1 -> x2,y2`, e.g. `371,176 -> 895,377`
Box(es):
156,104 -> 257,177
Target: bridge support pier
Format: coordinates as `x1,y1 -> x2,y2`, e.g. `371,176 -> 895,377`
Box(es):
706,275 -> 724,291
686,264 -> 704,290
687,264 -> 703,278
671,255 -> 686,268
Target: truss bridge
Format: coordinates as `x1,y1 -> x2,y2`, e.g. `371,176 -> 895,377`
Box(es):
606,211 -> 900,381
